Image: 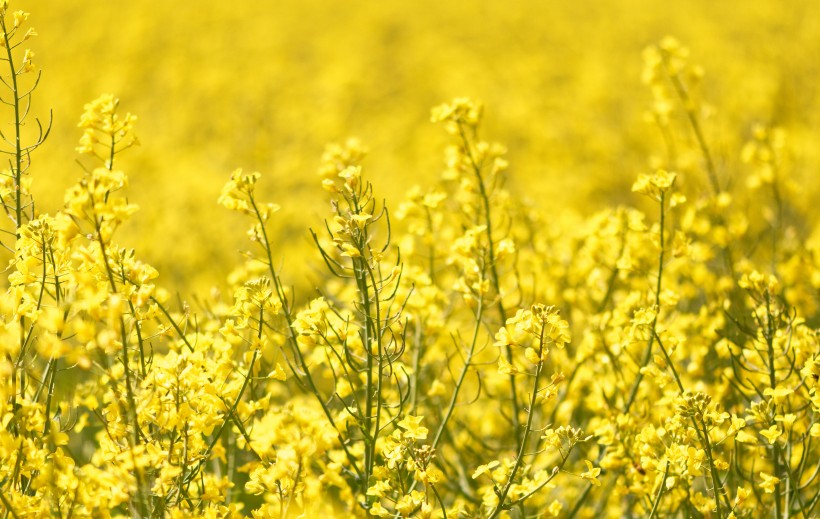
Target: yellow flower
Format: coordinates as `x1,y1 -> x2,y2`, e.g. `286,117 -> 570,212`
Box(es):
734,486 -> 751,506
340,242 -> 361,257
430,97 -> 483,129
524,347 -> 542,365
472,460 -> 500,480
763,386 -> 793,404
397,415 -> 428,440
775,413 -> 797,429
76,93 -> 138,165
632,169 -> 677,200
493,326 -> 514,348
349,213 -> 372,229
498,356 -> 518,375
686,447 -> 704,477
13,10 -> 29,28
735,429 -> 757,444
268,363 -> 287,381
367,480 -> 391,498
726,415 -> 746,436
426,379 -> 447,397
758,472 -> 780,493
369,502 -> 390,517
580,460 -> 601,486
760,425 -> 782,445
21,48 -> 34,72
739,270 -> 779,295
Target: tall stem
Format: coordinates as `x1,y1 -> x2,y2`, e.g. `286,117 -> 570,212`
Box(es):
624,191 -> 666,413
1,15 -> 24,229
488,328 -> 547,519
456,123 -> 521,440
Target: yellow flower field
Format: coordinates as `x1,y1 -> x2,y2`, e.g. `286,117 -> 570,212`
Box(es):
1,1 -> 819,517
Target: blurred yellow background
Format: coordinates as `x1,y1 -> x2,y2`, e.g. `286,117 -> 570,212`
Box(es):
25,0 -> 820,294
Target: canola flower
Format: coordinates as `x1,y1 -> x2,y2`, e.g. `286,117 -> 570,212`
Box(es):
0,2 -> 819,518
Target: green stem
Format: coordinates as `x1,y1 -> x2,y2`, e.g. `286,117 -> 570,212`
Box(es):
248,194 -> 363,481
150,296 -> 194,352
624,191 -> 666,413
1,15 -> 24,229
488,328 -> 547,519
694,417 -> 728,518
431,293 -> 483,450
92,197 -> 148,515
363,256 -> 386,497
456,122 -> 521,442
663,56 -> 720,195
647,463 -> 670,519
353,253 -> 375,494
190,305 -> 264,483
764,292 -> 783,518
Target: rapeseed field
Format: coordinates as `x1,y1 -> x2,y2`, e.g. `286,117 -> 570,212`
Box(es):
1,1 -> 819,517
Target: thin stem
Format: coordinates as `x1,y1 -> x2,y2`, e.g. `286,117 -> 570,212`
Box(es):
764,291 -> 783,518
624,191 -> 666,413
647,463 -> 670,519
456,121 -> 521,442
1,15 -> 23,229
488,328 -> 547,519
431,293 -> 483,450
693,416 -> 729,517
248,194 -> 363,481
662,54 -> 720,194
